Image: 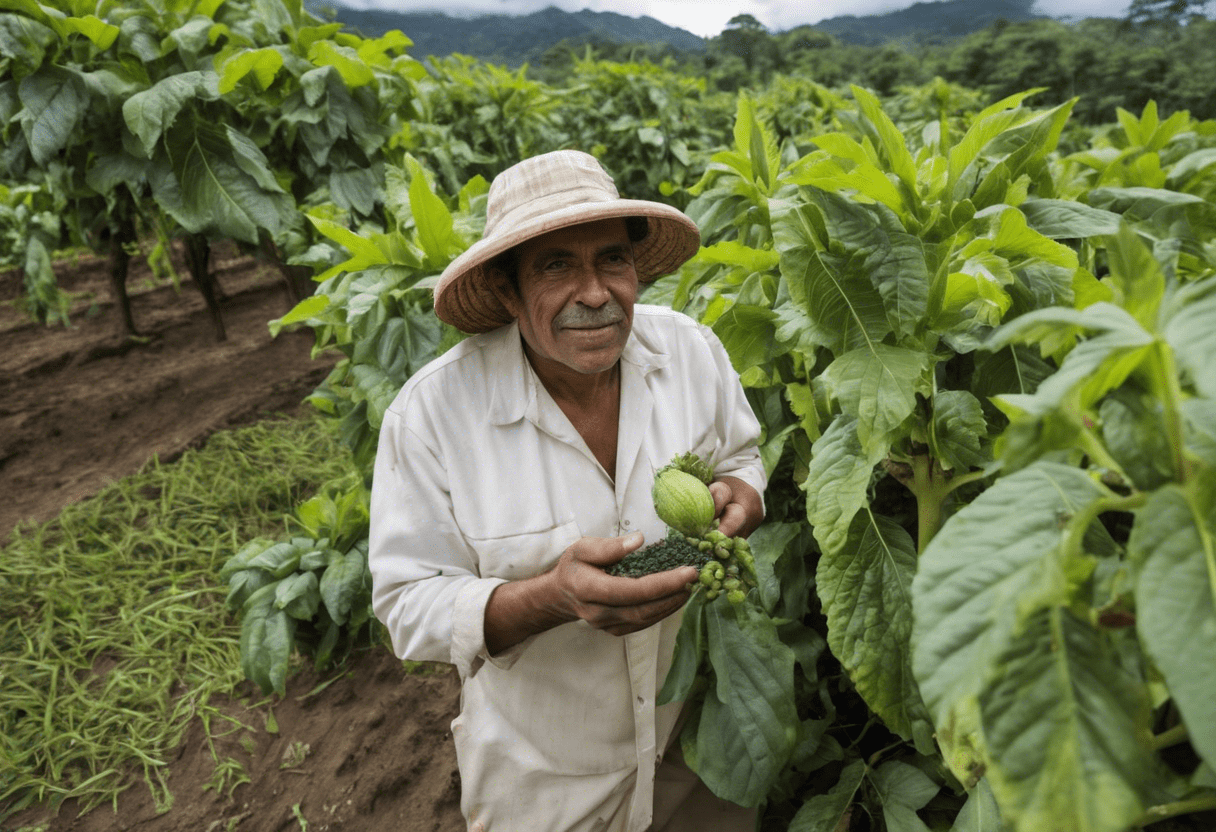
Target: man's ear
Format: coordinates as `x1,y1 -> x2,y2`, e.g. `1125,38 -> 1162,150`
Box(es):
485,265 -> 521,317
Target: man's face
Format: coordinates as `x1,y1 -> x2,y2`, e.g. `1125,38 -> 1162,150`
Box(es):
505,218 -> 638,378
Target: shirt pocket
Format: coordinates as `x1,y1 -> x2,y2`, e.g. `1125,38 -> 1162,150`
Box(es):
465,520 -> 581,581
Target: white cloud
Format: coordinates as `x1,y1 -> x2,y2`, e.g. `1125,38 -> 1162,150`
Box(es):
349,0 -> 1132,38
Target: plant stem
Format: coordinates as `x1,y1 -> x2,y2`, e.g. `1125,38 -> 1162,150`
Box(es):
1149,723 -> 1189,751
1151,341 -> 1189,484
1135,792 -> 1216,827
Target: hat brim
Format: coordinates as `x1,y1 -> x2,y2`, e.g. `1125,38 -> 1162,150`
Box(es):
433,198 -> 701,334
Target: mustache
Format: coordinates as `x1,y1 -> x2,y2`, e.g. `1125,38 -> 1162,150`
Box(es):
554,300 -> 627,329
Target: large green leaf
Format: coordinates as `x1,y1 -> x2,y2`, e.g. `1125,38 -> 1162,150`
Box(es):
692,600 -> 798,807
804,415 -> 884,556
318,547 -> 366,625
240,584 -> 297,695
818,511 -> 933,748
1162,275 -> 1216,398
122,71 -> 219,158
1130,482 -> 1216,769
870,760 -> 938,832
17,64 -> 89,165
162,118 -> 293,242
912,463 -> 1111,740
788,759 -> 865,832
773,201 -> 891,355
930,389 -> 989,472
1019,199 -> 1122,239
980,606 -> 1164,832
820,344 -> 933,453
989,303 -> 1155,412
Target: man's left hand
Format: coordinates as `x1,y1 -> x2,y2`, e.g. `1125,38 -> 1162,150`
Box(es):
708,476 -> 764,538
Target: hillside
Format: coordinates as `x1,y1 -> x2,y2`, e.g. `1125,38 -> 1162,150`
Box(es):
304,3 -> 706,63
812,0 -> 1048,44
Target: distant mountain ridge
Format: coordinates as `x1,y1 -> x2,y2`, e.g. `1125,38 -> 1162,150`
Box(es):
304,3 -> 706,64
812,0 -> 1048,45
305,0 -> 1060,64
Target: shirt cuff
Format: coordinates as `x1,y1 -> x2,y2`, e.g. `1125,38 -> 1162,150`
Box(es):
451,576 -> 542,678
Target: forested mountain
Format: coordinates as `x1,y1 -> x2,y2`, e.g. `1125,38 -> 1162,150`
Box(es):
303,3 -> 706,63
812,0 -> 1047,44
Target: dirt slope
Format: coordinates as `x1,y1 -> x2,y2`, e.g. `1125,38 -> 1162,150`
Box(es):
0,246 -> 464,832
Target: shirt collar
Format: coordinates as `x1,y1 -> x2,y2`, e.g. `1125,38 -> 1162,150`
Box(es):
485,313 -> 670,426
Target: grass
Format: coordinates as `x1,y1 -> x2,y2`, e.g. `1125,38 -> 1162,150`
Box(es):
0,412 -> 355,823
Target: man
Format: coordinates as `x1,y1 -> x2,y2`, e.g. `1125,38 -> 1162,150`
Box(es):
369,150 -> 767,831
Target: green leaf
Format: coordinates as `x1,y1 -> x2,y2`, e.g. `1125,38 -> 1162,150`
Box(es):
870,760 -> 938,832
240,584 -> 297,695
1098,390 -> 1175,491
307,40 -> 374,87
217,46 -> 285,94
788,759 -> 865,832
245,540 -> 304,578
697,241 -> 781,273
122,71 -> 219,158
657,592 -> 705,706
63,14 -> 119,49
804,415 -> 884,556
407,157 -> 455,263
693,601 -> 798,806
748,521 -> 806,617
1163,275 -> 1216,398
318,548 -> 366,625
18,65 -> 89,166
980,606 -> 1163,832
1130,483 -> 1216,769
712,303 -> 780,377
1019,199 -> 1122,239
949,779 -> 1002,832
161,118 -> 293,242
851,84 -> 917,193
274,571 -> 320,620
821,344 -> 934,452
1104,224 -> 1165,330
989,303 -> 1154,412
931,389 -> 989,472
818,511 -> 933,747
773,202 -> 891,355
912,463 -> 1113,776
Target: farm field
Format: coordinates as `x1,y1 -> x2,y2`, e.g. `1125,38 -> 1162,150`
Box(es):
0,249 -> 463,832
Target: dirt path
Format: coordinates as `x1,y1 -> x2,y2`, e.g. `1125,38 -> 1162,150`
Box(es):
0,246 -> 464,832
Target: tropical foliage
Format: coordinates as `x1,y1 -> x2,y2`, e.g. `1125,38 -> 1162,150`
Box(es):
4,1 -> 1216,830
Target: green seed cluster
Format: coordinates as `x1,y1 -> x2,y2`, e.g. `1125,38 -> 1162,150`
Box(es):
605,535 -> 710,578
695,530 -> 755,605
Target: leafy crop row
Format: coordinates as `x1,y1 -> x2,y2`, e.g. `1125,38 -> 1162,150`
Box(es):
5,1 -> 1216,829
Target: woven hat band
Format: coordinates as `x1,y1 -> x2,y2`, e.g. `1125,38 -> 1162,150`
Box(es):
484,152 -> 620,236
485,182 -> 620,238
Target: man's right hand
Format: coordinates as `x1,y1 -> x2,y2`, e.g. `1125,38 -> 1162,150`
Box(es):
484,533 -> 696,655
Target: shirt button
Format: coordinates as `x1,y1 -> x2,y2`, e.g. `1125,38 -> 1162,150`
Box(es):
623,519 -> 631,527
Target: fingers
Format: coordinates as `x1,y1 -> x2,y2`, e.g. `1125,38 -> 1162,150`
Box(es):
570,531 -> 644,568
708,480 -> 731,515
716,502 -> 747,537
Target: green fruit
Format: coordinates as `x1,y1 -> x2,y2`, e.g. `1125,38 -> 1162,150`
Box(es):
653,468 -> 715,537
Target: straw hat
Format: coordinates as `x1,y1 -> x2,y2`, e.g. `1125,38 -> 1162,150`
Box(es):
433,150 -> 702,333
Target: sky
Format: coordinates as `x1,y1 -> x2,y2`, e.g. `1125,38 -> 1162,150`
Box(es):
343,1 -> 1131,39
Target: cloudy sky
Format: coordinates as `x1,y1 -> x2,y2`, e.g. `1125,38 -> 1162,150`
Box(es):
344,1 -> 1130,38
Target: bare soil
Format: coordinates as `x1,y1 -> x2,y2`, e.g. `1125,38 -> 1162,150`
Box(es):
0,246 -> 464,832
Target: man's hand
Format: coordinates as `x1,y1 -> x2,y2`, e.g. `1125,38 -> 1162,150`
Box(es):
484,533 -> 696,655
708,476 -> 764,538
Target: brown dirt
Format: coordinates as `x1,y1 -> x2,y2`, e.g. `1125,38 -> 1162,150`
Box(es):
0,245 -> 464,832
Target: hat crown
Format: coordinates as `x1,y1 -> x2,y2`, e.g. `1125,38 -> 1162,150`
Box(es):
484,150 -> 620,238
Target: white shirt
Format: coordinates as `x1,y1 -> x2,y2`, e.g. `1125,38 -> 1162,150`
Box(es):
369,304 -> 766,832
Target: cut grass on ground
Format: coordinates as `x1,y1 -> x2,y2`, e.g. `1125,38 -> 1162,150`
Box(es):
0,412 -> 354,823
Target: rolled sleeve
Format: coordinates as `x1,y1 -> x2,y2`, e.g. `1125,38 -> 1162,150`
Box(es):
369,409 -> 508,680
